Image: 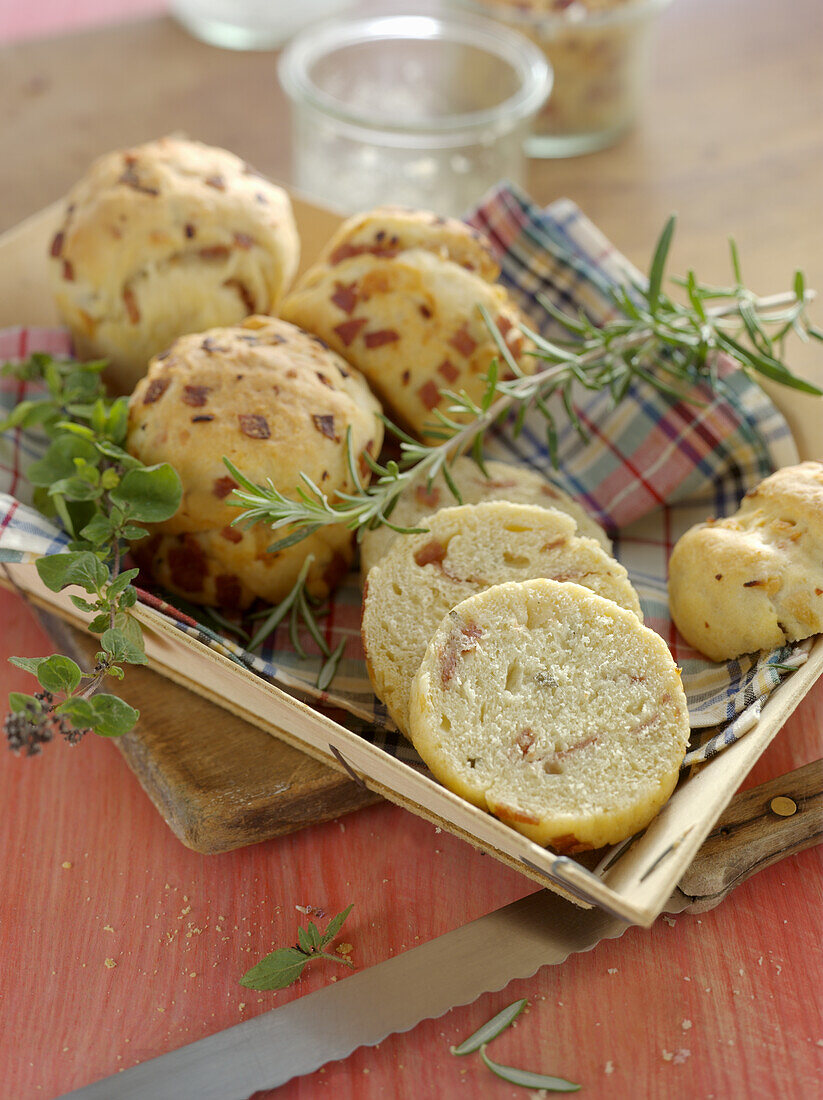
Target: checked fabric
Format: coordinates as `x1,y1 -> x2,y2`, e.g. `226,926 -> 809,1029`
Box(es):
0,183 -> 808,768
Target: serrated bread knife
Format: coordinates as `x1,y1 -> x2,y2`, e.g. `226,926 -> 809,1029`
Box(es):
62,760 -> 822,1100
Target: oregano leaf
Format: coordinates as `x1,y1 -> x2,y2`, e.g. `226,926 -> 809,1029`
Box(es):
36,552 -> 109,594
118,586 -> 138,609
321,903 -> 353,945
88,694 -> 138,737
49,476 -> 102,502
55,697 -> 96,726
79,513 -> 115,546
239,948 -> 309,991
109,464 -> 182,523
8,692 -> 38,714
106,398 -> 130,444
36,654 -> 83,695
69,595 -> 98,613
106,568 -> 140,598
9,656 -> 47,676
27,435 -> 98,487
100,627 -> 147,665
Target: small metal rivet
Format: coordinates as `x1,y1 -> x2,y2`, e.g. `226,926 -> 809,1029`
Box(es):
770,796 -> 797,817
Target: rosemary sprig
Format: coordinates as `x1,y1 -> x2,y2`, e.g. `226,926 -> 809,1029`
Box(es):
225,219 -> 821,545
1,354 -> 182,753
246,554 -> 346,690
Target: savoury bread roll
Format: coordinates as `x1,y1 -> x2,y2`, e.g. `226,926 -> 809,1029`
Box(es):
49,136 -> 300,393
362,501 -> 642,734
668,461 -> 823,661
280,206 -> 532,441
127,315 -> 383,609
409,578 -> 690,851
360,456 -> 610,576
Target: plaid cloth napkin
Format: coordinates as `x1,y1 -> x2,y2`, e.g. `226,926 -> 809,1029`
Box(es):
0,183 -> 809,768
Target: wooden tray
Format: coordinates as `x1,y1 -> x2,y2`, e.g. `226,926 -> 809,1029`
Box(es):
2,195 -> 821,926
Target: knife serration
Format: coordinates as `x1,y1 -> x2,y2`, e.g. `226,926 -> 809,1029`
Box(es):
61,888 -> 642,1100
60,760 -> 821,1100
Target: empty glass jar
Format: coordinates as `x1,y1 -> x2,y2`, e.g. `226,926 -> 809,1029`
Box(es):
279,13 -> 552,216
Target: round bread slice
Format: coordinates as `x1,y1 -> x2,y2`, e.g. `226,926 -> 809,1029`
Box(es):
362,501 -> 642,734
359,456 -> 610,576
409,578 -> 690,851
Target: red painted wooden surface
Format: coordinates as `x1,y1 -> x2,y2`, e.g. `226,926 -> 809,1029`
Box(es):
2,2 -> 822,1094
2,583 -> 822,1099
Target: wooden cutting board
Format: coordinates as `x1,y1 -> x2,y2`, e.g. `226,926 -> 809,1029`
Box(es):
34,608 -> 379,852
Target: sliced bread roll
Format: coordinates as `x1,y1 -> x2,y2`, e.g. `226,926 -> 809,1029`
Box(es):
362,501 -> 642,734
409,578 -> 690,851
360,456 -> 610,576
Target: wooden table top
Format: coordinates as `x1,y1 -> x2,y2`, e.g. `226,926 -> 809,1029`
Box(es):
1,1 -> 822,1097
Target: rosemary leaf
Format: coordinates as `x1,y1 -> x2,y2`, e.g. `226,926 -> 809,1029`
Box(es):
316,638 -> 346,692
451,999 -> 527,1055
297,587 -> 331,657
647,214 -> 677,316
479,1046 -> 581,1092
288,600 -> 308,659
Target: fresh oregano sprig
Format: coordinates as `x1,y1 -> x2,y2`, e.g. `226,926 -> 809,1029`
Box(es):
1,353 -> 182,754
224,218 -> 821,545
240,904 -> 354,991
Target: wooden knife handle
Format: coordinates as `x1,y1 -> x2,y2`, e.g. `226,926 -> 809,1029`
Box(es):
678,759 -> 823,910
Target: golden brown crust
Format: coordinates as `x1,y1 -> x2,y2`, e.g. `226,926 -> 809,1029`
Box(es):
359,456 -> 610,576
126,316 -> 383,608
280,208 -> 532,441
49,136 -> 300,393
668,461 -> 823,661
311,206 -> 501,281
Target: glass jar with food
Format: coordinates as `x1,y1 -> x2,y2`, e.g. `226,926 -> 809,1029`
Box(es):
452,0 -> 673,157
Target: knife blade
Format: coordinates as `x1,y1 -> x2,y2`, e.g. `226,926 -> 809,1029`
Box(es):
61,759 -> 822,1100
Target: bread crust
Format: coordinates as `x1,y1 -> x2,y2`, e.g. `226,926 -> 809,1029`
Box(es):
49,136 -> 300,393
280,207 -> 532,441
126,316 -> 383,608
668,461 -> 823,661
359,456 -> 610,576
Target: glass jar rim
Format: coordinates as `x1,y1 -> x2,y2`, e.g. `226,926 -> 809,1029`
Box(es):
278,12 -> 552,140
453,0 -> 674,31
